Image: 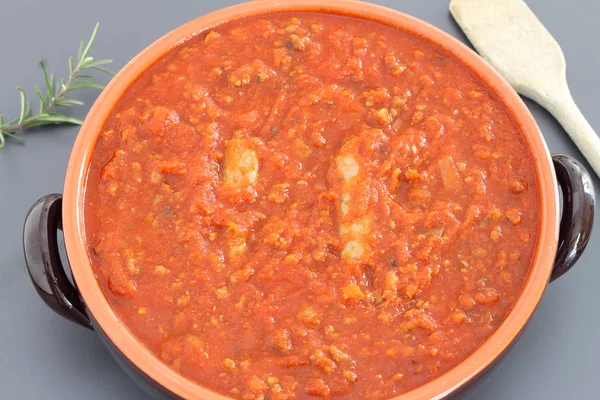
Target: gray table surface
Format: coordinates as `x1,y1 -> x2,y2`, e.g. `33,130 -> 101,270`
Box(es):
1,1 -> 598,399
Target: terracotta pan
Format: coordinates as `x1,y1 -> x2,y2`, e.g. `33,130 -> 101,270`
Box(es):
22,0 -> 595,399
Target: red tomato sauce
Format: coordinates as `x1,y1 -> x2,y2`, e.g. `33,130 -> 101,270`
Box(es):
84,12 -> 539,400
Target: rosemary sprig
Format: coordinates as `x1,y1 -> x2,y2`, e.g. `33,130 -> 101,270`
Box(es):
0,23 -> 114,149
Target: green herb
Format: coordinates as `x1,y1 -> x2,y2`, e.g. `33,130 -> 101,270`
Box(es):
0,23 -> 114,149
285,41 -> 295,51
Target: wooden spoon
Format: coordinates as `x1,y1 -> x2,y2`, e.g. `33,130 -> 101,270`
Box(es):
450,0 -> 600,178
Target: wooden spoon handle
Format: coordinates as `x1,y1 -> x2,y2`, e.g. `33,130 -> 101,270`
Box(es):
537,89 -> 600,178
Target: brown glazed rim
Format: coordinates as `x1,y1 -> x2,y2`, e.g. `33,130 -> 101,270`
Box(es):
63,1 -> 560,399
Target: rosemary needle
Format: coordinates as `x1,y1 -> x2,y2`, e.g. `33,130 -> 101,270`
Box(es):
0,23 -> 114,149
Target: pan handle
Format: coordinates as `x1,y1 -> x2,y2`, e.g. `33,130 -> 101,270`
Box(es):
550,154 -> 595,281
23,193 -> 92,329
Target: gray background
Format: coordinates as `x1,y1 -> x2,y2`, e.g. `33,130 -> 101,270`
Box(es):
0,0 -> 598,399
